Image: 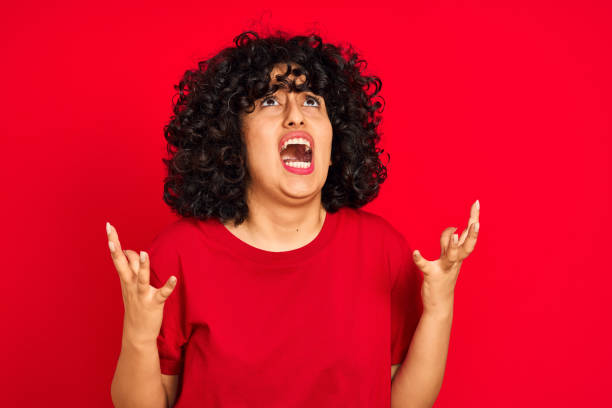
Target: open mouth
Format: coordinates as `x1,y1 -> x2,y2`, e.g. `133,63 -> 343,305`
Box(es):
279,138 -> 313,169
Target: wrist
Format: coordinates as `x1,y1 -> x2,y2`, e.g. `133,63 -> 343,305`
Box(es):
122,317 -> 159,348
422,309 -> 453,322
122,327 -> 158,349
422,301 -> 454,320
121,335 -> 158,352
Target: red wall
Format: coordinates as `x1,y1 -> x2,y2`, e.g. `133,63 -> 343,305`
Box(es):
1,0 -> 610,406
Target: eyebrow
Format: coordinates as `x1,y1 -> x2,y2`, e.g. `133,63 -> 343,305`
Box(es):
268,78 -> 315,95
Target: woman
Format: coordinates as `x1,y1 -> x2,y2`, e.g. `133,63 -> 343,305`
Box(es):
109,30 -> 480,408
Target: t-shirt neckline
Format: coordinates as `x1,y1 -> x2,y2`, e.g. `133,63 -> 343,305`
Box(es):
204,209 -> 339,265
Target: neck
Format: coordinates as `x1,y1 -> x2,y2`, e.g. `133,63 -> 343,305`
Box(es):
225,189 -> 327,252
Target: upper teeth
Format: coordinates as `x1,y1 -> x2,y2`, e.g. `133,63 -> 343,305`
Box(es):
281,138 -> 311,152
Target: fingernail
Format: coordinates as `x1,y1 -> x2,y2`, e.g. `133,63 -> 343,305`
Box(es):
140,251 -> 147,262
453,234 -> 458,244
106,222 -> 111,235
475,222 -> 479,232
108,241 -> 115,252
475,199 -> 480,210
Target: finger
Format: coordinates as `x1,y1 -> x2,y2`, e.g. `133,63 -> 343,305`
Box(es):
154,276 -> 178,304
440,227 -> 457,258
441,230 -> 459,270
460,200 -> 480,245
106,222 -> 135,283
137,251 -> 150,293
458,220 -> 479,260
123,249 -> 140,275
412,249 -> 430,272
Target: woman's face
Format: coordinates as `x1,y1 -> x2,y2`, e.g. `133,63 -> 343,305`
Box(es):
240,62 -> 333,205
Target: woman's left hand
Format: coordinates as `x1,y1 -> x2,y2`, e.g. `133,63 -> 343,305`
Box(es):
412,200 -> 480,316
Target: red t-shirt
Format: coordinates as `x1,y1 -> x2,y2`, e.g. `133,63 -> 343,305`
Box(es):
147,206 -> 423,407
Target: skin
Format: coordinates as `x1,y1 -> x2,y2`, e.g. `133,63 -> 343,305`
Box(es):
391,200 -> 480,407
108,62 -> 334,407
106,221 -> 180,407
223,62 -> 333,252
414,200 -> 481,317
108,58 -> 481,407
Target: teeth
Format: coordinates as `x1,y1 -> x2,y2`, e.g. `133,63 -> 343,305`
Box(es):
281,138 -> 311,152
285,161 -> 312,168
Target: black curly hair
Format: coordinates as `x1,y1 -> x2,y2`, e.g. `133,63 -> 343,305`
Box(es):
162,30 -> 389,227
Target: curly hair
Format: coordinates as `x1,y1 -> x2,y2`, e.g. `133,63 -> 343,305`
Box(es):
162,30 -> 389,227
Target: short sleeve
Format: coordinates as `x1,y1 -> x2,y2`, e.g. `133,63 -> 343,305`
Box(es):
390,233 -> 423,366
146,237 -> 188,375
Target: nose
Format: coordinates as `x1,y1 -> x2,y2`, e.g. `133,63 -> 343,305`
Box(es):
282,95 -> 305,128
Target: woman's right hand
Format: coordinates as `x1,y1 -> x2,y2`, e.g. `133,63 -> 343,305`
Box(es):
106,222 -> 178,345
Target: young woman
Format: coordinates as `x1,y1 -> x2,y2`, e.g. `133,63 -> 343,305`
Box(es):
109,30 -> 480,408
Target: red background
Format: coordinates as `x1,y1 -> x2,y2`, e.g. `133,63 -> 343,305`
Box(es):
1,0 -> 610,406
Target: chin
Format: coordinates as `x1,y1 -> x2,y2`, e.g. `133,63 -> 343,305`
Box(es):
280,183 -> 321,200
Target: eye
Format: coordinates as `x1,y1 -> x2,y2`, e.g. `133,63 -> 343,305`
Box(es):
261,96 -> 279,107
260,94 -> 322,108
305,95 -> 322,107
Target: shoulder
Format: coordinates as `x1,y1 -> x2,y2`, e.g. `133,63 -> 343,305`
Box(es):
340,208 -> 415,287
353,208 -> 413,266
145,217 -> 208,268
341,207 -> 407,246
148,217 -> 203,249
